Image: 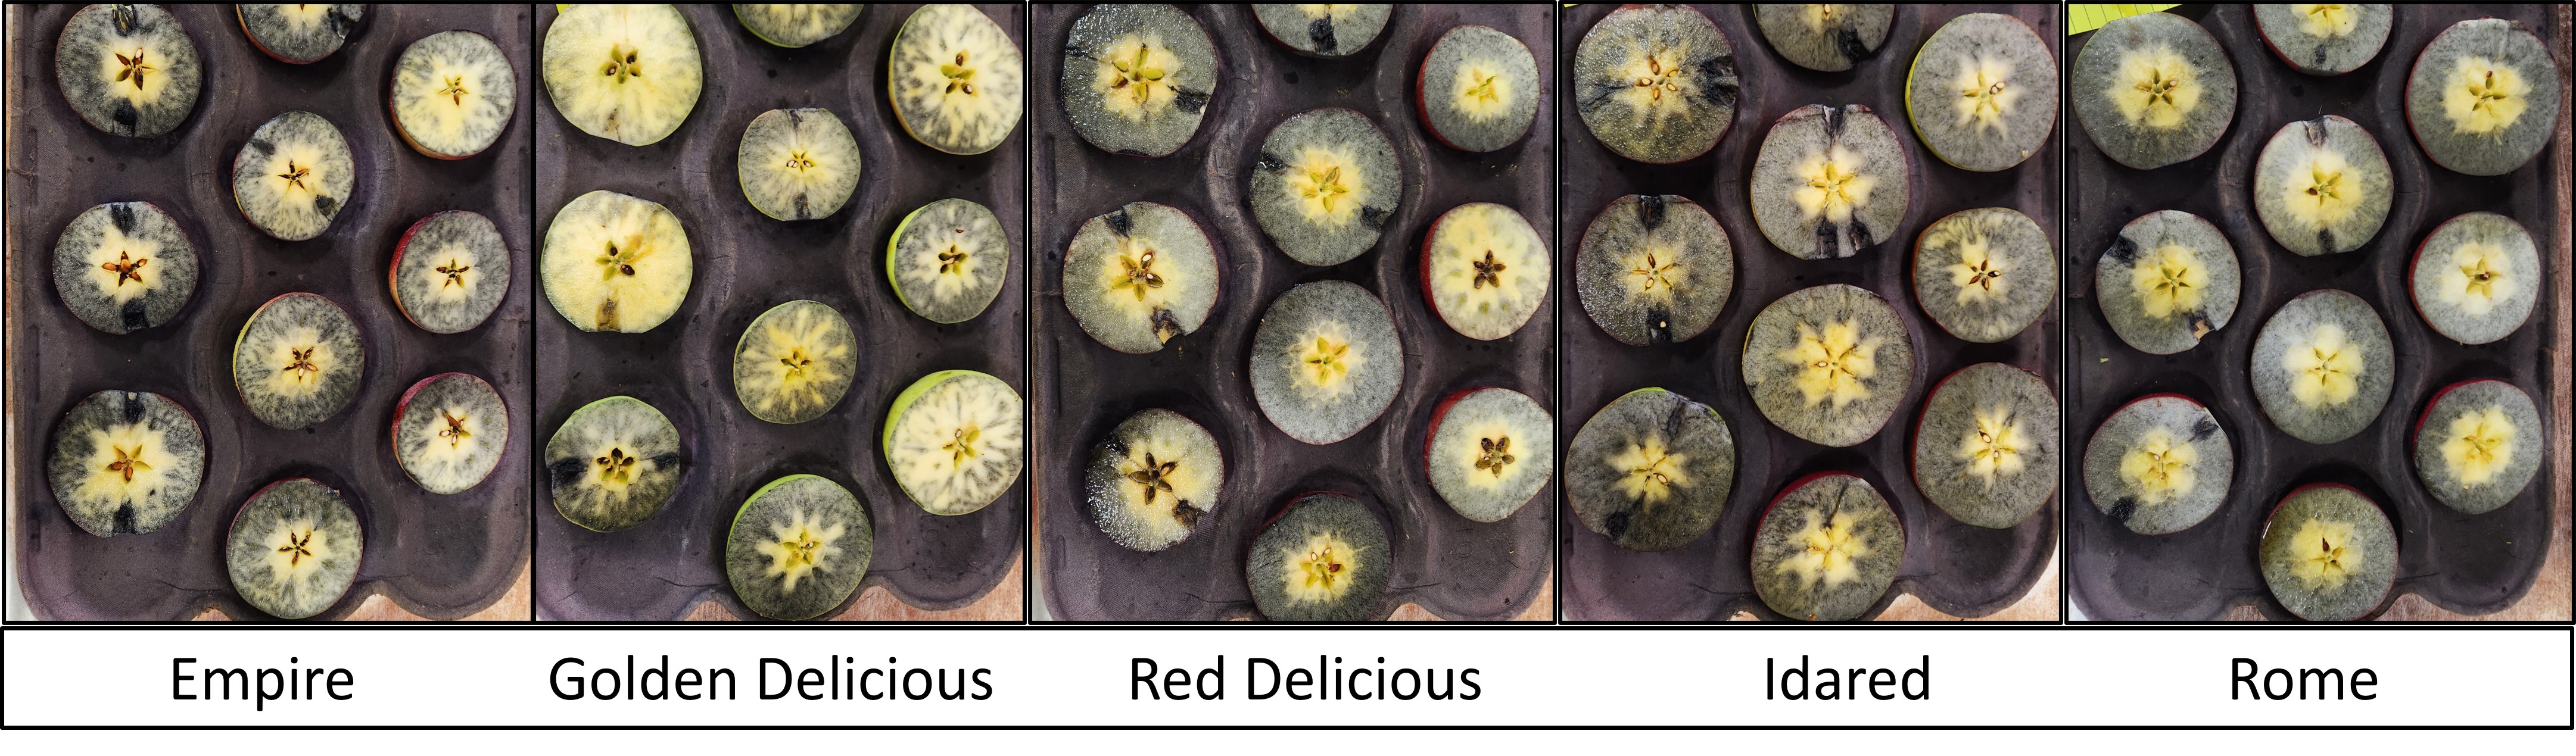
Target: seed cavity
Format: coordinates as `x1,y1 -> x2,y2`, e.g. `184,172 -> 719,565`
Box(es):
2130,243 -> 2208,320
276,528 -> 317,568
1471,249 -> 1506,290
276,160 -> 312,191
2110,46 -> 2199,129
1791,145 -> 1874,224
1951,54 -> 2020,133
1123,451 -> 1179,507
438,411 -> 473,448
1474,436 -> 1515,477
2285,517 -> 2361,591
2117,426 -> 2197,505
2440,405 -> 2517,485
1605,433 -> 1690,505
102,249 -> 151,288
1777,509 -> 1871,590
2443,55 -> 2529,135
105,443 -> 152,483
281,346 -> 320,383
600,45 -> 643,82
1626,249 -> 1683,297
1777,320 -> 1881,410
113,49 -> 156,91
1113,248 -> 1164,300
942,51 -> 976,95
943,426 -> 980,466
438,74 -> 469,106
1956,405 -> 2024,489
594,446 -> 638,485
437,258 -> 472,289
2282,323 -> 2364,408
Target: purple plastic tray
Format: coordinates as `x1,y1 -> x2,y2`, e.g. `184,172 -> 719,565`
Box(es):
2066,4 -> 2562,621
531,4 -> 1026,621
1558,4 -> 2061,621
8,4 -> 532,621
1034,4 -> 1556,621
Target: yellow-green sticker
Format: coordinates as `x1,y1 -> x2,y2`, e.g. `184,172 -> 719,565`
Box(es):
2069,4 -> 2181,35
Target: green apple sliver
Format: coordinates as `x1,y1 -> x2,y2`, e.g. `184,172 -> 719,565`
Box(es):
546,395 -> 684,532
543,4 -> 703,146
391,30 -> 518,159
883,370 -> 1023,516
733,5 -> 863,48
393,373 -> 510,495
52,201 -> 200,335
725,474 -> 873,620
56,4 -> 203,138
731,299 -> 858,424
233,292 -> 366,430
392,210 -> 512,335
1424,202 -> 1549,340
887,198 -> 1008,324
889,4 -> 1023,155
232,110 -> 354,241
226,477 -> 363,620
541,190 -> 694,333
237,4 -> 363,64
738,108 -> 861,221
46,389 -> 208,537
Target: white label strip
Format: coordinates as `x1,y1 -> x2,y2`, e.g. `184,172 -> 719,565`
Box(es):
2,627 -> 2565,727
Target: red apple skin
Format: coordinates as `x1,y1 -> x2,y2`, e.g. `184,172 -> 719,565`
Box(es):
387,212 -> 457,332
